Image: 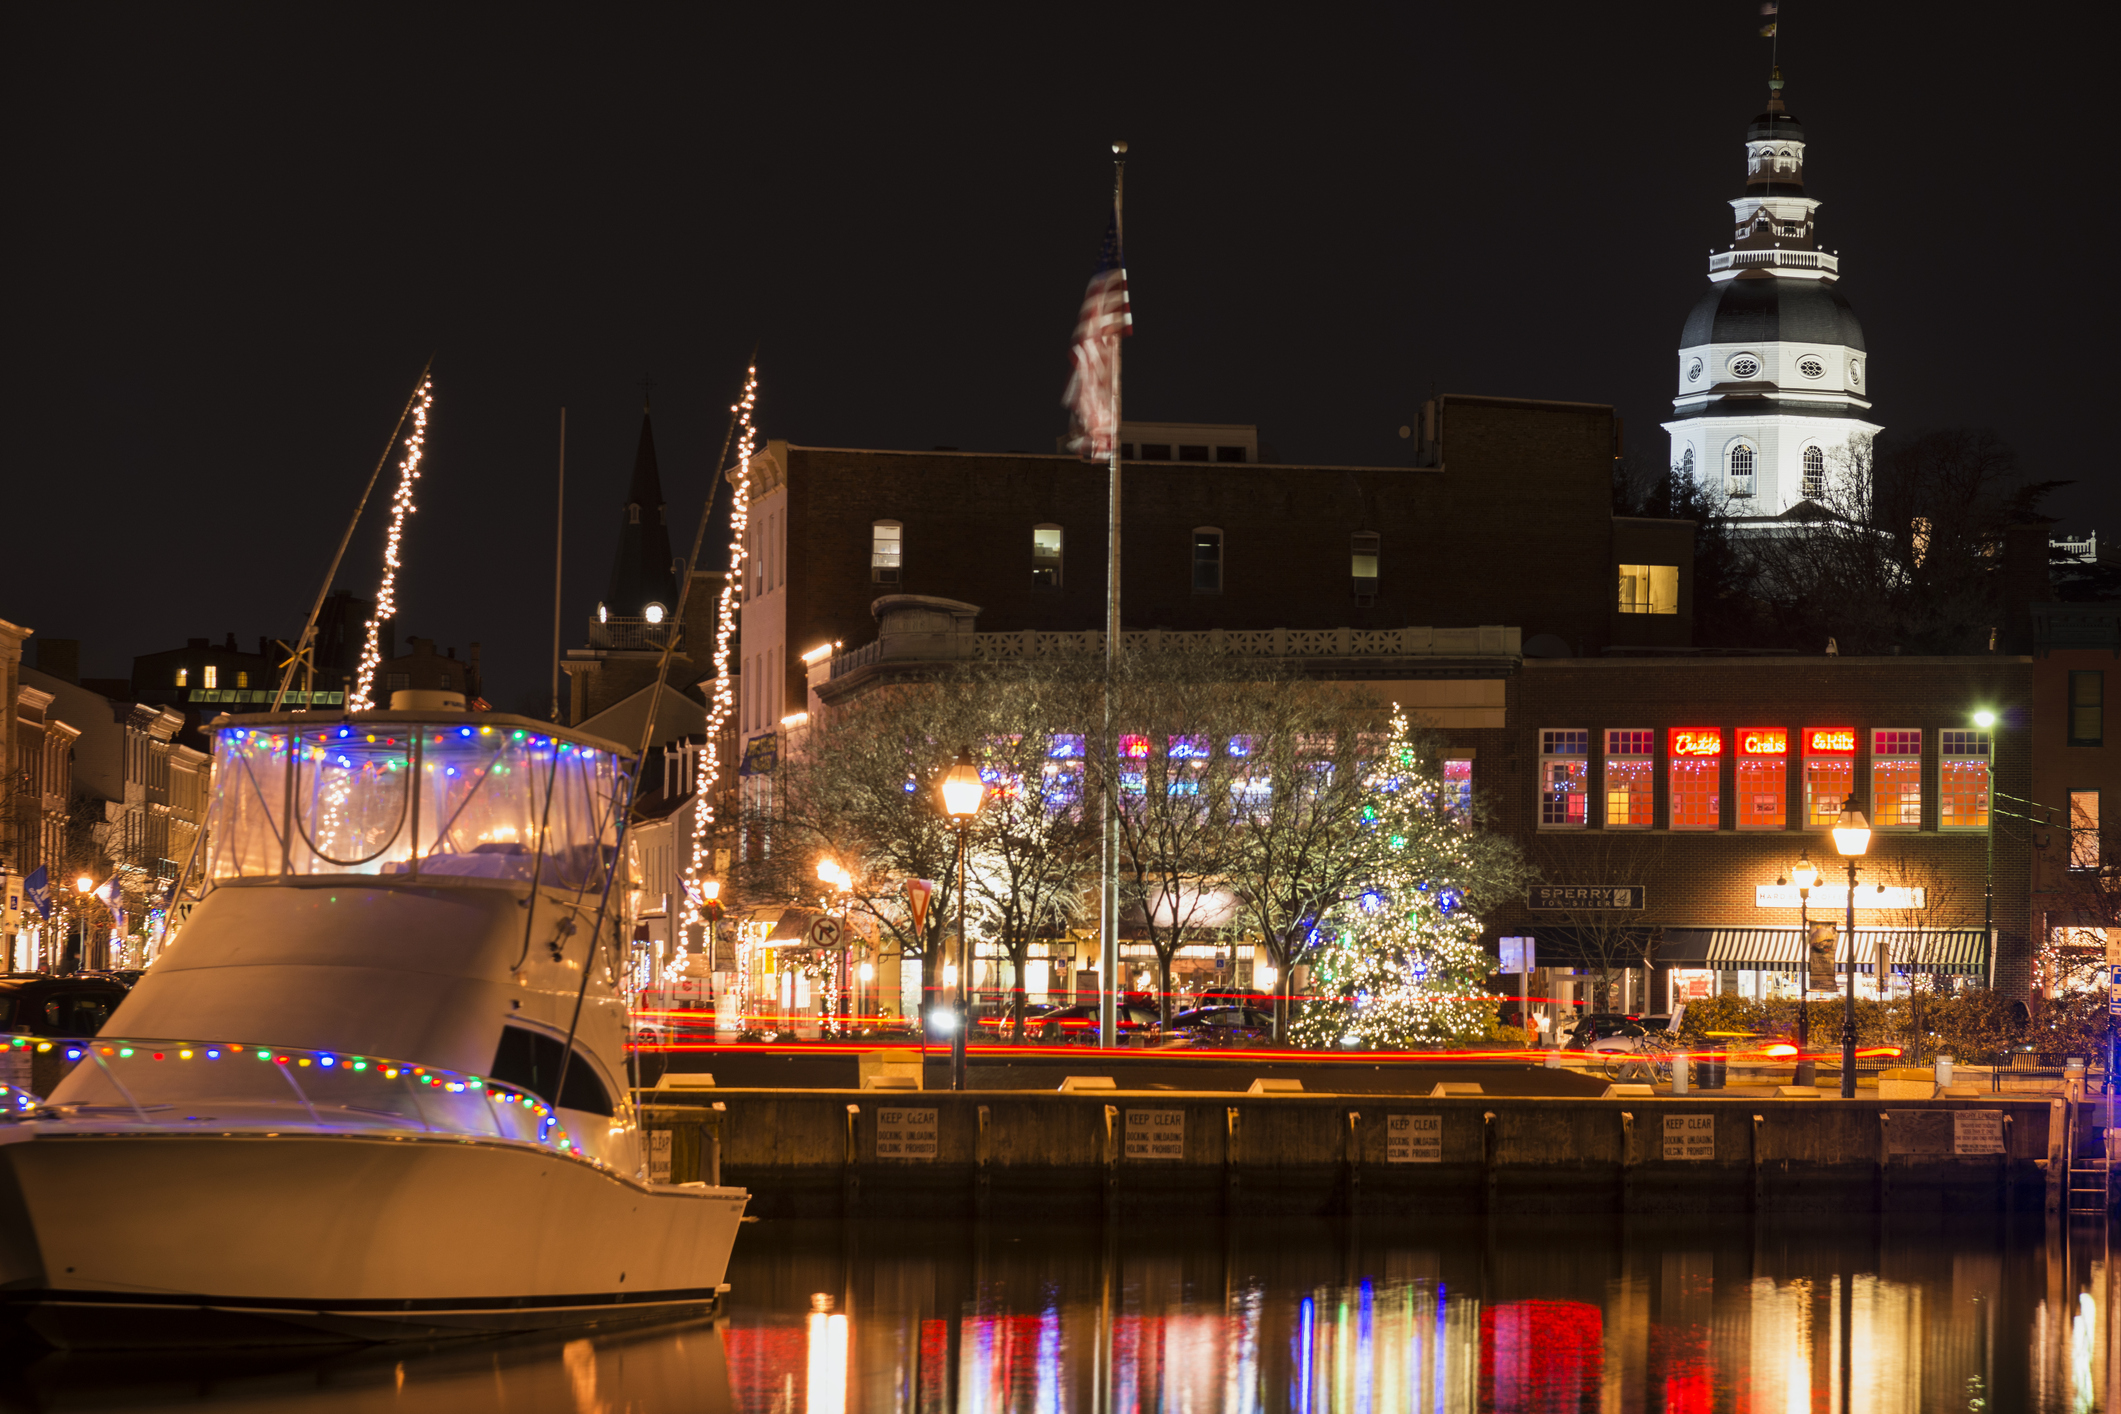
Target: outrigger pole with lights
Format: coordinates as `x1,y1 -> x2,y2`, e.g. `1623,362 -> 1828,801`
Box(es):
271,355 -> 436,714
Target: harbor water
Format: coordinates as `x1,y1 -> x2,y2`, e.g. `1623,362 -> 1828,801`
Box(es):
5,1213 -> 2113,1411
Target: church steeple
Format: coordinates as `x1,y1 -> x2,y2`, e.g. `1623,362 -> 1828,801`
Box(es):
597,391 -> 680,626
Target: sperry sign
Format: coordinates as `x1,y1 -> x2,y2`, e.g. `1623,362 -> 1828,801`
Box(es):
1528,885 -> 1645,911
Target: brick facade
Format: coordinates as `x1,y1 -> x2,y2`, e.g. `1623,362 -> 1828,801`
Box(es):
744,395 -> 1694,741
1454,656 -> 2034,998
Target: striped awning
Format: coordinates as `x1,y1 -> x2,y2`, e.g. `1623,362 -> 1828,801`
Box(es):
1659,928 -> 1989,975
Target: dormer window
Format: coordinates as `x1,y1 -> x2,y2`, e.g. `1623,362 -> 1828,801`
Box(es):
175,668 -> 188,688
203,665 -> 218,689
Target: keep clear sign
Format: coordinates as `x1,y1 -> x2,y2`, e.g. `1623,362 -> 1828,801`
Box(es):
1387,1114 -> 1443,1163
1954,1110 -> 2006,1155
1125,1109 -> 1185,1160
875,1107 -> 939,1160
1663,1113 -> 1715,1160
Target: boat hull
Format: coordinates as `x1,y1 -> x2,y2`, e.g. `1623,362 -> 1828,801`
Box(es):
0,1127 -> 748,1348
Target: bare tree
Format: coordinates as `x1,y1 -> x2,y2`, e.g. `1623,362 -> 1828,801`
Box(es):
1091,647 -> 1258,1027
1744,430 -> 2058,655
1523,832 -> 1673,1014
1223,677 -> 1389,1039
954,659 -> 1101,1039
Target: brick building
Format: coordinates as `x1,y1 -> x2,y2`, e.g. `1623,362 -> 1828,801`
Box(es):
741,395 -> 1691,754
2027,602 -> 2121,997
1493,656 -> 2031,1013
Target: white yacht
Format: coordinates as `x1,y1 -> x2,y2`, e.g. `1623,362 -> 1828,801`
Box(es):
0,710 -> 747,1347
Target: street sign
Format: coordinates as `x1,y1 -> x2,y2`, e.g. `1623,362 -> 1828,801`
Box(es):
1499,937 -> 1536,974
806,916 -> 844,949
1528,885 -> 1645,911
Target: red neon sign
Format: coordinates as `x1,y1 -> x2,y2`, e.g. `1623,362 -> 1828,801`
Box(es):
1669,728 -> 1722,757
1805,727 -> 1856,754
1739,728 -> 1787,756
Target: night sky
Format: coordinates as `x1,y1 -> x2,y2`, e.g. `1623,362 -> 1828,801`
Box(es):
8,4 -> 2110,713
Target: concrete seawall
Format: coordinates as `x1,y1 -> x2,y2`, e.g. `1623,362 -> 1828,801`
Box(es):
643,1090 -> 2070,1220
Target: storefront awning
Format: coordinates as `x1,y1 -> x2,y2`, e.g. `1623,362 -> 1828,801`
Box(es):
1659,928 -> 1989,975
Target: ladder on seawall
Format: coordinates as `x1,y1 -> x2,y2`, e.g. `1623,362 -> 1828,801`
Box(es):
2065,1097 -> 2114,1216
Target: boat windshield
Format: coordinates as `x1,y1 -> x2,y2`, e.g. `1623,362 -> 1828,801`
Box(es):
206,721 -> 621,887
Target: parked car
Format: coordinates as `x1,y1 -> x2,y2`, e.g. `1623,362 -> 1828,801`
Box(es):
0,975 -> 128,1039
1160,1006 -> 1277,1047
976,1002 -> 1062,1036
1030,1004 -> 1159,1045
1557,1012 -> 1648,1053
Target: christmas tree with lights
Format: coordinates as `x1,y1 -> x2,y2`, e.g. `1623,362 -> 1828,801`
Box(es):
1291,708 -> 1528,1049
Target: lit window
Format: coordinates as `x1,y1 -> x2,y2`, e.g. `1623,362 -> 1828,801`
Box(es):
1668,728 -> 1721,830
1192,528 -> 1223,594
871,521 -> 902,585
1442,756 -> 1472,818
1802,446 -> 1825,498
1736,727 -> 1788,830
236,672 -> 248,688
2071,790 -> 2100,870
1864,729 -> 1919,830
1802,727 -> 1857,828
203,664 -> 218,689
1033,525 -> 1063,589
1940,731 -> 1990,831
175,668 -> 188,687
2070,671 -> 2102,747
1616,564 -> 1678,615
1603,730 -> 1654,828
1728,444 -> 1755,493
1539,730 -> 1589,828
1351,532 -> 1379,601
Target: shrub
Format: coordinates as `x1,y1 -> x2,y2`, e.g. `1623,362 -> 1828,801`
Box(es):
2026,992 -> 2111,1065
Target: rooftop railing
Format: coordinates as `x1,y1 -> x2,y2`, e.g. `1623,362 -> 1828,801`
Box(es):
1708,249 -> 1840,276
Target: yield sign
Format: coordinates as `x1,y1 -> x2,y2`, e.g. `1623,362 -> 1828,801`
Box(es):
905,879 -> 936,936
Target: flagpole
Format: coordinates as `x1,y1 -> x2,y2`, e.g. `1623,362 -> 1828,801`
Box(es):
1099,140 -> 1127,1050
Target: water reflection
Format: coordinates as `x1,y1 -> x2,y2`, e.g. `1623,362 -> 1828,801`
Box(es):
3,1219 -> 2112,1412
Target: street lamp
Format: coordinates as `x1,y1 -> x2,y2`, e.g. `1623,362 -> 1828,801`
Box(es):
1832,795 -> 1872,1099
939,749 -> 985,1092
1788,850 -> 1819,1087
1971,709 -> 1997,992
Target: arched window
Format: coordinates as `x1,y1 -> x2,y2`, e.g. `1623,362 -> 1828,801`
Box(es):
1680,448 -> 1696,483
1728,444 -> 1755,494
627,503 -> 641,525
1802,446 -> 1825,498
1032,524 -> 1063,589
871,520 -> 902,585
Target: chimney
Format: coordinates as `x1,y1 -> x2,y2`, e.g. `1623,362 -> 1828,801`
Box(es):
1997,521 -> 2056,655
224,632 -> 237,650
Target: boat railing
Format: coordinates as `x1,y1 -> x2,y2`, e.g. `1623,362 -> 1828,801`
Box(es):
1,1034 -> 592,1162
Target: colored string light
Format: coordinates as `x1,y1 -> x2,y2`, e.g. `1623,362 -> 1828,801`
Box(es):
680,366 -> 758,954
351,376 -> 434,712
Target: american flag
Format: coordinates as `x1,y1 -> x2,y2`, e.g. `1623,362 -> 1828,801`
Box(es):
1063,207 -> 1131,460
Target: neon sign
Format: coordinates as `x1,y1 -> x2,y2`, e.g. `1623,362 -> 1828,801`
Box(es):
1669,728 -> 1722,757
1739,728 -> 1786,756
1805,728 -> 1856,754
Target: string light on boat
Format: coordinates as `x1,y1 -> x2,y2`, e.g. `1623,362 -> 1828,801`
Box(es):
350,375 -> 434,712
8,1033 -> 589,1154
682,365 -> 759,954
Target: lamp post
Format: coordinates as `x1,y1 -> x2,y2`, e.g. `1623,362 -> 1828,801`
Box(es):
1972,709 -> 1997,991
1789,851 -> 1819,1087
1832,795 -> 1872,1099
939,750 -> 985,1092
